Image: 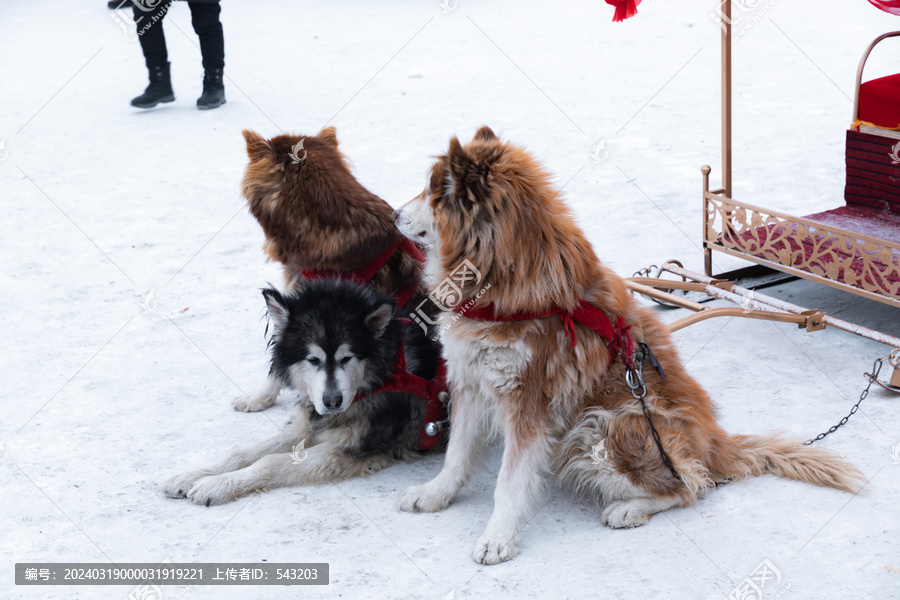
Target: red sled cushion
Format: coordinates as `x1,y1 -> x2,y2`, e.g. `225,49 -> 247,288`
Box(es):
858,73 -> 900,130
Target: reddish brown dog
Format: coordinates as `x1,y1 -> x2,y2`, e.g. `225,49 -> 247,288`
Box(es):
236,128 -> 426,411
396,126 -> 864,564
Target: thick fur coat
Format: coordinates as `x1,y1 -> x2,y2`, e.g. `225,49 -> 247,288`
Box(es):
396,126 -> 865,565
162,279 -> 442,506
235,128 -> 429,412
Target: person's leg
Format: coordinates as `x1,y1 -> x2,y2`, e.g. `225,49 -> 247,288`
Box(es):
130,1 -> 175,108
134,2 -> 169,70
189,1 -> 226,109
189,2 -> 224,71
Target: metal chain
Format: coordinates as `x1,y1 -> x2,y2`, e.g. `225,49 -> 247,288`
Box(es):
804,357 -> 883,445
632,264 -> 658,278
625,362 -> 681,481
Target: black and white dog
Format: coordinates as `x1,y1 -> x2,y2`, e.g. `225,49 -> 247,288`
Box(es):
161,279 -> 443,506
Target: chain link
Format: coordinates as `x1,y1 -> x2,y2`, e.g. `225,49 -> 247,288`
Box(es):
804,357 -> 884,445
626,361 -> 681,481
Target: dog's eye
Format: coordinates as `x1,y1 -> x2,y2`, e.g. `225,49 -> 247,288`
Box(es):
307,357 -> 321,366
340,356 -> 353,365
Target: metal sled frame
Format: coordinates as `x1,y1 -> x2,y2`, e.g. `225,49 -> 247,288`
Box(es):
626,1 -> 900,387
701,5 -> 900,308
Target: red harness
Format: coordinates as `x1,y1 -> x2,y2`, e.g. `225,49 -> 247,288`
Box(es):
305,239 -> 447,450
460,300 -> 637,370
459,298 -> 683,481
353,323 -> 449,451
302,237 -> 426,308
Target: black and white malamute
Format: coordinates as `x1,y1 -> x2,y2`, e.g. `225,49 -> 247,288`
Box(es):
162,279 -> 443,506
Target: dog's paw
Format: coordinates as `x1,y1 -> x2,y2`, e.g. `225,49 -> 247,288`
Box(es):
601,500 -> 652,529
232,393 -> 275,412
472,536 -> 518,565
160,470 -> 212,499
398,483 -> 453,513
187,474 -> 239,507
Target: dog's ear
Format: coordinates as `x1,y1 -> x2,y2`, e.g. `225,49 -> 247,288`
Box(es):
243,129 -> 274,161
446,136 -> 471,193
364,302 -> 394,338
474,126 -> 497,142
446,137 -> 489,208
317,126 -> 339,148
262,288 -> 289,331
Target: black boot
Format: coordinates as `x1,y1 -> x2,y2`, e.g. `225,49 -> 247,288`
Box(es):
131,62 -> 175,109
197,68 -> 226,110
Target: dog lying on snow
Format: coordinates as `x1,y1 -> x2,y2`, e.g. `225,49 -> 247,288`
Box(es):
236,127 -> 429,412
161,279 -> 443,506
394,126 -> 865,565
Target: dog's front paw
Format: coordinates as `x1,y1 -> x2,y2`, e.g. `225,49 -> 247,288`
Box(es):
187,474 -> 239,507
398,483 -> 453,513
601,500 -> 652,529
232,393 -> 275,413
472,536 -> 518,565
160,470 -> 212,498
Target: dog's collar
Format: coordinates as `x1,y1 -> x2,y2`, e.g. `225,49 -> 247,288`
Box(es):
301,238 -> 425,308
459,300 -> 637,371
353,320 -> 449,451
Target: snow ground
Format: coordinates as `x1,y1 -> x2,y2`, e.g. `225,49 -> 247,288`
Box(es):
1,1 -> 899,598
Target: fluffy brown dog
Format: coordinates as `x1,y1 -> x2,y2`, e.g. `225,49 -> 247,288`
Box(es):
236,128 -> 426,412
397,126 -> 865,564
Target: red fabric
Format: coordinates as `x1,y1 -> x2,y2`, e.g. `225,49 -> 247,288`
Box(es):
845,129 -> 900,213
858,74 -> 900,130
868,0 -> 900,16
729,209 -> 900,295
606,0 -> 641,21
461,301 -> 636,371
805,205 -> 900,245
354,337 -> 449,451
725,129 -> 900,300
301,238 -> 425,308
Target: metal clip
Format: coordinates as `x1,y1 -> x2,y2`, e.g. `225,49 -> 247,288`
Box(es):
426,392 -> 453,436
625,362 -> 646,399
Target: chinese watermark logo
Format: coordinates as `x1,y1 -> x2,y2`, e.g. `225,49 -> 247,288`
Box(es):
409,259 -> 491,340
889,141 -> 900,166
289,140 -> 307,165
128,583 -> 163,600
591,139 -> 608,164
891,441 -> 900,465
0,139 -> 8,163
590,439 -> 609,464
710,0 -> 780,41
740,289 -> 757,315
728,559 -> 789,600
439,0 -> 458,13
109,0 -> 173,41
290,439 -> 309,464
141,289 -> 158,313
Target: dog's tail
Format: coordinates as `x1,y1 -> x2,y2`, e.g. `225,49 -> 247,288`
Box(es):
715,433 -> 866,493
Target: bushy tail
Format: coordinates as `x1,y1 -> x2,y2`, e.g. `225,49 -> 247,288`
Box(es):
720,433 -> 867,493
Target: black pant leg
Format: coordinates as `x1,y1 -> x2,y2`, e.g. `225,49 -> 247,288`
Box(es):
188,2 -> 224,71
134,2 -> 172,69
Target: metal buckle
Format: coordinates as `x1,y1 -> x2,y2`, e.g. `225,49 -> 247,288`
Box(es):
625,362 -> 646,399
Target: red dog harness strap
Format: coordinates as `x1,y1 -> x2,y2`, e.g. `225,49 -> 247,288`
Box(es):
461,300 -> 636,371
302,238 -> 426,308
460,299 -> 682,481
353,323 -> 449,451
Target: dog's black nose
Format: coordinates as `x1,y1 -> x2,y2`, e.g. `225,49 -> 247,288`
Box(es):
323,393 -> 342,410
391,209 -> 400,222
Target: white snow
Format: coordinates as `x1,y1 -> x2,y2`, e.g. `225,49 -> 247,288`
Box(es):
2,0 -> 899,598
